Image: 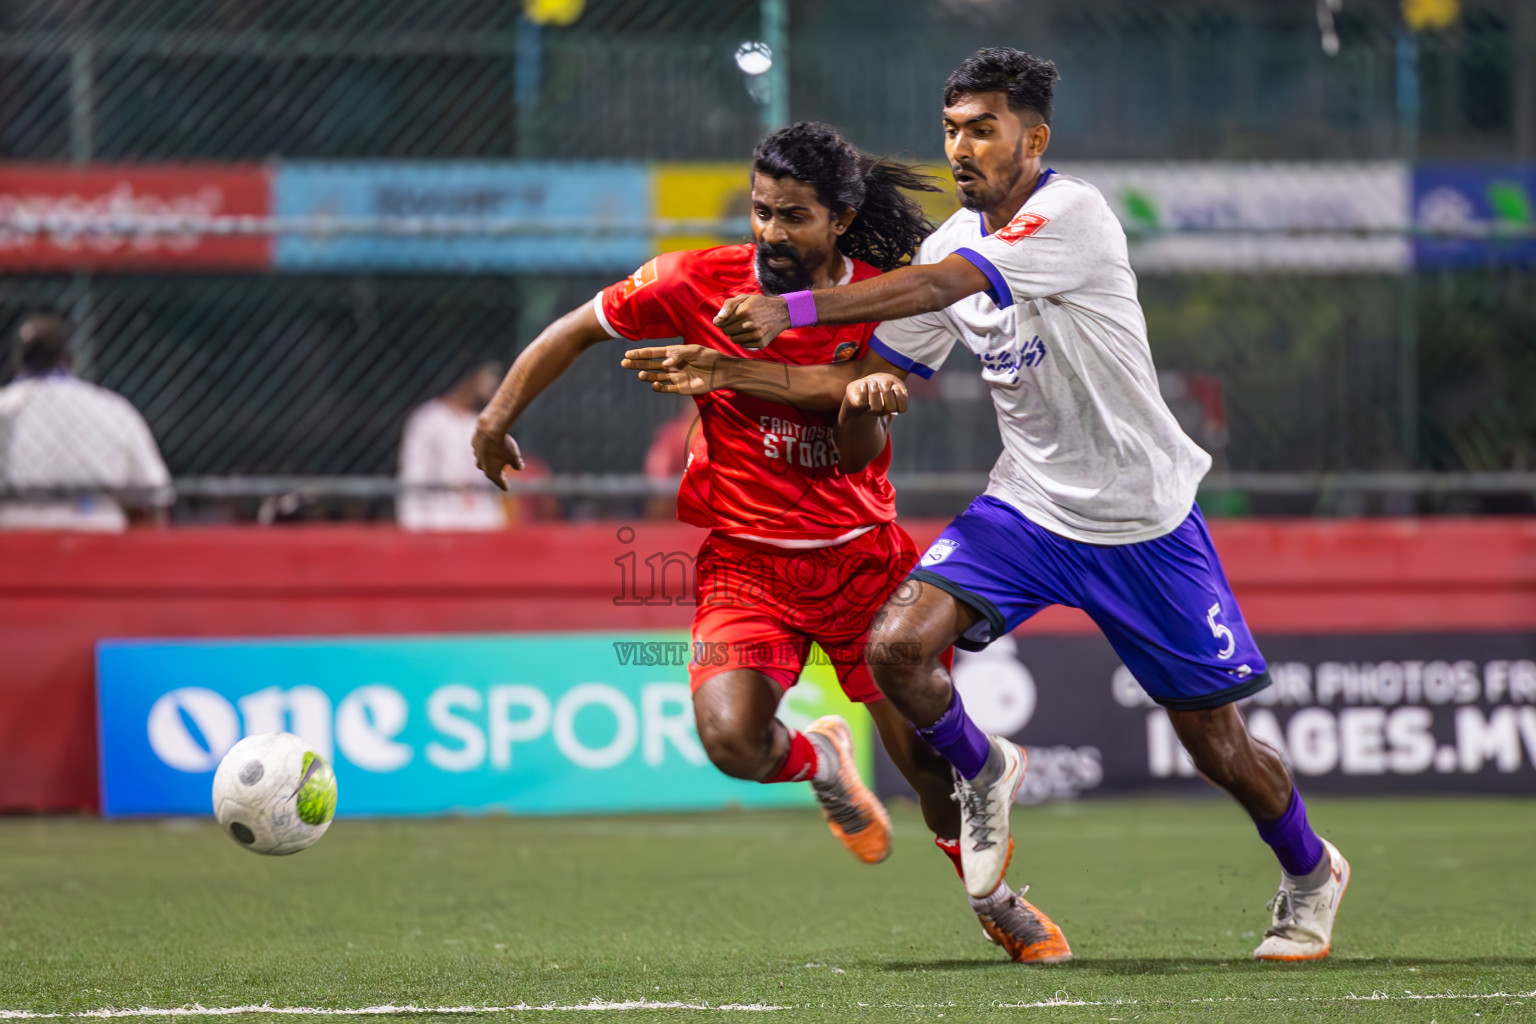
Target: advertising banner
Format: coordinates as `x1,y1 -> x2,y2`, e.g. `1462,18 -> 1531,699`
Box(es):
98,632 -> 869,818
876,632 -> 1536,804
0,164 -> 271,271
651,162 -> 751,254
1414,165 -> 1536,269
273,162 -> 651,272
1060,162 -> 1411,273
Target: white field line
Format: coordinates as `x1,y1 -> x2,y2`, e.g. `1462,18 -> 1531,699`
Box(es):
992,990 -> 1536,1009
0,991 -> 1531,1017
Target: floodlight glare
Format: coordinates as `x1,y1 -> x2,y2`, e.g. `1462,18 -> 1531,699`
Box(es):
734,41 -> 773,76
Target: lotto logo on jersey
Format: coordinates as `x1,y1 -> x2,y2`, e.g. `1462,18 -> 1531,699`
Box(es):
994,212 -> 1050,245
920,539 -> 959,567
618,258 -> 660,301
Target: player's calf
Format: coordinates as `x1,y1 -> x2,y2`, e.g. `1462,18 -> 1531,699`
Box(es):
1168,705 -> 1347,960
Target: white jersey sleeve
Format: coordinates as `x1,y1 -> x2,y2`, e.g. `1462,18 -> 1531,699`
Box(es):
868,309 -> 957,380
952,178 -> 1105,306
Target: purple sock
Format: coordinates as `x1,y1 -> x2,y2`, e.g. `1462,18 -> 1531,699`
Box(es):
916,688 -> 991,780
1254,788 -> 1326,877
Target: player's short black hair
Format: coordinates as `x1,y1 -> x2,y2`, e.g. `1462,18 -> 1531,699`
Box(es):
944,47 -> 1061,126
14,312 -> 73,374
752,121 -> 939,272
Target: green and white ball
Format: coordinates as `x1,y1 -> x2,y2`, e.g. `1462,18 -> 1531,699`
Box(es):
212,732 -> 337,855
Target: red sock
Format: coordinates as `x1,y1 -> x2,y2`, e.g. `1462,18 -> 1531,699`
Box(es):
935,836 -> 964,880
762,730 -> 818,784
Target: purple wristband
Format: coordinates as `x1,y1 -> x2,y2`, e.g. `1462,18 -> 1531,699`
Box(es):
783,290 -> 818,328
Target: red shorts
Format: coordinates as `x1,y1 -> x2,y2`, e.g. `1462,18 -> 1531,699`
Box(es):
688,521 -> 924,703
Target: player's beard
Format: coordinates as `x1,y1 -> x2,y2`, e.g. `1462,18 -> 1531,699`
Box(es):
754,242 -> 814,295
954,139 -> 1026,212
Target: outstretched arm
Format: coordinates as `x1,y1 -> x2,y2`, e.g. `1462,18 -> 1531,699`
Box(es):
713,254 -> 989,349
621,345 -> 906,412
473,302 -> 612,489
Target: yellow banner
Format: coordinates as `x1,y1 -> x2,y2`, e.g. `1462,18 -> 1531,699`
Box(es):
652,163 -> 751,253
651,162 -> 961,257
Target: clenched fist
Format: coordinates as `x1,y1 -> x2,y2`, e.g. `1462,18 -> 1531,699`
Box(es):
841,373 -> 908,417
713,293 -> 790,349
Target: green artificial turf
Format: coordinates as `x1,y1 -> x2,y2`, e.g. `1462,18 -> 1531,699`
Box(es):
2,797 -> 1534,1023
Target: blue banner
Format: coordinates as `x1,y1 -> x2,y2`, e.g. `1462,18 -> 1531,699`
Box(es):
273,162 -> 652,272
97,632 -> 865,818
1414,165 -> 1536,269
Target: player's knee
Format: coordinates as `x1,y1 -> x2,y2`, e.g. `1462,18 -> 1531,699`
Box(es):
695,715 -> 772,780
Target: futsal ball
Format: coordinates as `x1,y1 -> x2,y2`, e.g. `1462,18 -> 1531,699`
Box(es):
211,732 -> 338,855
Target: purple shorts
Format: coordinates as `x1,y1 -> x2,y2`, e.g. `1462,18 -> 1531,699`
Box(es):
910,495 -> 1271,710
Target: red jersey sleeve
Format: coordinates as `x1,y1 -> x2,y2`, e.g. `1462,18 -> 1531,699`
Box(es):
596,251 -> 691,341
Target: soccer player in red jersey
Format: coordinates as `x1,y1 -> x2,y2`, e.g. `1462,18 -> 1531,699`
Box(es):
472,123 -> 1065,962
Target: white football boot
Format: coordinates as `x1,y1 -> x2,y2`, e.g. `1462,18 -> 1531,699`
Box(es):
953,737 -> 1027,899
1253,838 -> 1351,961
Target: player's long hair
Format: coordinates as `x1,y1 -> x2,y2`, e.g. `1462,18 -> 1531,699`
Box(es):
752,122 -> 939,272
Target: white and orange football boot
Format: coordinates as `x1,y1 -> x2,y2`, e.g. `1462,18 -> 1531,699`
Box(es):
971,881 -> 1074,964
804,715 -> 892,864
954,736 -> 1027,898
1253,839 -> 1351,961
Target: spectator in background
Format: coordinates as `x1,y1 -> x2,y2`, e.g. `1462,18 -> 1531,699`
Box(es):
398,361 -> 557,530
644,393 -> 700,520
0,312 -> 173,530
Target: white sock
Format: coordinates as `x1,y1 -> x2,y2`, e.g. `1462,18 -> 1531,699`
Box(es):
969,879 -> 1012,909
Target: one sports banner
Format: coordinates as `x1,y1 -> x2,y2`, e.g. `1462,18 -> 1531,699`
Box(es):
272,162 -> 653,272
1058,162 -> 1412,273
875,631 -> 1536,805
0,164 -> 272,271
1414,164 -> 1536,269
97,632 -> 870,818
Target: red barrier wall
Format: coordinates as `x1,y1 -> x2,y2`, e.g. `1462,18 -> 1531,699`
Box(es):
4,518 -> 1534,812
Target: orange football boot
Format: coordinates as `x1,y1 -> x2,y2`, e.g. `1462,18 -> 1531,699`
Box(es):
804,715 -> 892,864
971,883 -> 1074,964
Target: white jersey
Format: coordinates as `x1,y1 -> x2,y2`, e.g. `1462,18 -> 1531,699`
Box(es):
872,169 -> 1211,545
0,372 -> 174,531
397,398 -> 507,532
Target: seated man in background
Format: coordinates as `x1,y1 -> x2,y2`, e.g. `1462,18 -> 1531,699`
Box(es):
642,393 -> 699,520
398,361 -> 556,530
0,312 -> 173,530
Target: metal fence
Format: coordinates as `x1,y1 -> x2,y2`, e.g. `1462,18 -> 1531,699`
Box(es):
1,0 -> 1533,525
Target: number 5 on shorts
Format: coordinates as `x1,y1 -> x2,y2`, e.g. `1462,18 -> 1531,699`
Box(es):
1207,602 -> 1235,660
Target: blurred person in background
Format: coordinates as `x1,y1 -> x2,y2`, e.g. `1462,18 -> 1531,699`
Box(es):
398,361 -> 555,530
642,393 -> 699,520
0,312 -> 173,530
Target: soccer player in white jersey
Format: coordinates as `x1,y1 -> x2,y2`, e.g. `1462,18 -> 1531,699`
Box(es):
628,48 -> 1350,962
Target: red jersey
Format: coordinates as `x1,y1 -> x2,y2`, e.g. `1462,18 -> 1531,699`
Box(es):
597,244 -> 896,541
